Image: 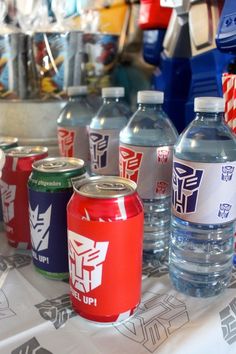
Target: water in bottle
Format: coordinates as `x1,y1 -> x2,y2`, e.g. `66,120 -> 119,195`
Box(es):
89,87 -> 130,175
169,96 -> 236,297
119,90 -> 178,264
57,86 -> 94,166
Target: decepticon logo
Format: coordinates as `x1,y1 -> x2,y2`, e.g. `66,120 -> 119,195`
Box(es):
222,166 -> 234,181
68,231 -> 109,293
89,132 -> 109,169
57,128 -> 75,157
11,337 -> 52,354
172,162 -> 203,214
0,180 -> 16,223
29,205 -> 52,251
119,146 -> 143,183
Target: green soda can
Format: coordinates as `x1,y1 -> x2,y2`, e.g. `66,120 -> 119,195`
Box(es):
0,137 -> 18,150
28,157 -> 86,280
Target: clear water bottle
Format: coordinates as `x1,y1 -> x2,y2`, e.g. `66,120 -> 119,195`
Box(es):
119,90 -> 178,264
169,96 -> 236,297
57,86 -> 94,166
89,87 -> 130,175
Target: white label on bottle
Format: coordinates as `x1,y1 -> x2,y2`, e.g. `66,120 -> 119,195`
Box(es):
172,157 -> 236,224
160,0 -> 183,8
89,128 -> 120,175
119,143 -> 173,199
57,126 -> 90,162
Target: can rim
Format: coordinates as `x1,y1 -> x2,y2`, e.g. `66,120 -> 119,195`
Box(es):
73,176 -> 137,198
32,157 -> 85,173
5,146 -> 48,157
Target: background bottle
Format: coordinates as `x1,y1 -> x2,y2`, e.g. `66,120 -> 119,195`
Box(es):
89,87 -> 130,175
119,90 -> 178,264
169,96 -> 236,297
57,86 -> 94,167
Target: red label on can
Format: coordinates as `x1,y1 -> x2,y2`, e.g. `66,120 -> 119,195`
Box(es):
67,212 -> 143,323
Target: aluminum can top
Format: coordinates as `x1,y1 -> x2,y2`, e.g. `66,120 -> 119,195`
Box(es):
0,136 -> 18,150
74,176 -> 137,199
5,146 -> 48,157
32,157 -> 85,173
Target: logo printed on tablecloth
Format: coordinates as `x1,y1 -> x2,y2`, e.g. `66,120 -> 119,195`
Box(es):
142,261 -> 169,279
0,254 -> 31,271
0,180 -> 16,223
68,231 -> 109,293
35,294 -> 77,329
220,297 -> 236,345
0,290 -> 15,320
29,205 -> 52,252
11,337 -> 52,354
221,166 -> 235,181
114,292 -> 189,353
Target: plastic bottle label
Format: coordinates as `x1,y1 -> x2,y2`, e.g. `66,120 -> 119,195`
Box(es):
119,143 -> 173,199
89,128 -> 120,175
172,157 -> 236,224
57,126 -> 90,162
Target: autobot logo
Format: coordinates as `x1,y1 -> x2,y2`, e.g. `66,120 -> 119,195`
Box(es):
0,180 -> 16,223
218,203 -> 232,219
220,297 -> 236,345
119,146 -> 143,182
29,205 -> 52,251
156,181 -> 168,195
222,166 -> 235,181
68,231 -> 109,293
11,337 -> 52,354
114,292 -> 189,353
0,290 -> 15,320
157,148 -> 169,163
172,162 -> 203,214
57,128 -> 75,157
35,294 -> 76,329
89,132 -> 109,169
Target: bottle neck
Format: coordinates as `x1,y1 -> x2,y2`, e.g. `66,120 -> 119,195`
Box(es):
195,111 -> 224,123
138,103 -> 163,111
103,97 -> 122,104
69,95 -> 86,102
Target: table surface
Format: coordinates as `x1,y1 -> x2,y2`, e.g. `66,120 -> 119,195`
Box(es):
0,232 -> 236,354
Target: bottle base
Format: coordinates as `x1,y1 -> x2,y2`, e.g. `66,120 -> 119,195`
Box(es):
169,265 -> 232,298
143,250 -> 168,266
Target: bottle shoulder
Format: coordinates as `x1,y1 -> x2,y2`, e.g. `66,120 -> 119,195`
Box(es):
57,100 -> 94,126
175,119 -> 236,162
90,102 -> 130,129
120,109 -> 178,146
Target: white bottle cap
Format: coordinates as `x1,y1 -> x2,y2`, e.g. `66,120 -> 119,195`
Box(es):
102,87 -> 125,98
67,86 -> 88,96
194,97 -> 225,112
137,90 -> 164,104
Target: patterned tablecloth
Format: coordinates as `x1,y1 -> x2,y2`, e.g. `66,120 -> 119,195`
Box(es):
0,232 -> 236,354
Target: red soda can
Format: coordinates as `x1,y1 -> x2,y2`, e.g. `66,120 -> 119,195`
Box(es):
0,146 -> 48,249
67,176 -> 144,323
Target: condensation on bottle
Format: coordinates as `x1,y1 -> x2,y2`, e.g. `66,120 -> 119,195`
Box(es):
57,86 -> 94,167
169,96 -> 236,297
88,87 -> 130,176
119,90 -> 178,264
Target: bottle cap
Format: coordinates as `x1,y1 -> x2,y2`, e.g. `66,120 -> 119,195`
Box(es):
137,90 -> 164,104
102,87 -> 125,98
194,97 -> 225,112
67,86 -> 88,96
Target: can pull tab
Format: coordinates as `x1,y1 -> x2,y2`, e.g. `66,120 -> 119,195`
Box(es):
96,182 -> 126,191
42,161 -> 67,170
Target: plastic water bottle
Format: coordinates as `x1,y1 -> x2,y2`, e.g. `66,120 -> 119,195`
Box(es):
169,96 -> 236,297
57,86 -> 94,166
89,87 -> 130,175
119,90 -> 178,264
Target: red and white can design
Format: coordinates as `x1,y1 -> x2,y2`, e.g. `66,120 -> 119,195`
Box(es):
67,176 -> 144,323
0,146 -> 48,249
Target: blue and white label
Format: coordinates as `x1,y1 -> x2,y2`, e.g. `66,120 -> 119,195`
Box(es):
172,157 -> 236,224
29,188 -> 73,273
